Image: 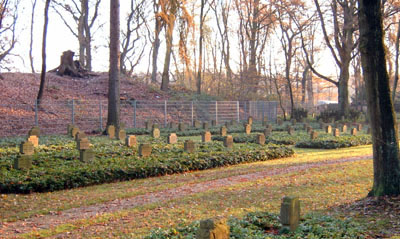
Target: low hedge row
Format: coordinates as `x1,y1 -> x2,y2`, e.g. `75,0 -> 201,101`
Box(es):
295,135 -> 372,149
145,211 -> 368,239
212,132 -> 305,145
0,141 -> 293,194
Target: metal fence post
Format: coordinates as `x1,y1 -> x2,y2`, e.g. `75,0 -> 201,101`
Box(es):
215,101 -> 218,124
99,101 -> 103,131
133,100 -> 137,128
164,100 -> 167,127
34,99 -> 39,126
71,99 -> 75,125
236,101 -> 240,122
191,101 -> 194,126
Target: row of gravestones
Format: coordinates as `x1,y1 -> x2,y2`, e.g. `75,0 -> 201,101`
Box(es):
194,196 -> 300,239
14,126 -> 41,170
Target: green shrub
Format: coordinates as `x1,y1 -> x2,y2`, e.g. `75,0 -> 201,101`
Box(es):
317,108 -> 362,123
0,139 -> 293,194
292,108 -> 308,121
295,135 -> 371,149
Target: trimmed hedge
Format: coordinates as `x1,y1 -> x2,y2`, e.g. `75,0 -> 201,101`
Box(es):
212,132 -> 308,145
145,211 -> 368,239
0,140 -> 293,194
295,135 -> 372,149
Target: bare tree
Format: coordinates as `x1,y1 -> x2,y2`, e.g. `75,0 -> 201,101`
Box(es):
29,0 -> 37,73
151,0 -> 162,84
392,19 -> 400,100
37,0 -> 51,104
0,0 -> 19,67
358,0 -> 400,196
52,0 -> 102,71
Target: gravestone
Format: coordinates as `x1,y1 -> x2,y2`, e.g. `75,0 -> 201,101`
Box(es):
203,122 -> 209,130
71,126 -> 80,138
280,196 -> 300,232
220,126 -> 227,136
211,120 -> 217,126
28,135 -> 39,147
178,123 -> 186,131
125,135 -> 137,147
264,128 -> 272,137
117,128 -> 126,141
152,128 -> 160,138
80,149 -> 95,162
306,126 -> 313,134
145,121 -> 153,130
196,218 -> 230,239
106,125 -> 115,139
247,116 -> 253,125
333,128 -> 340,137
14,154 -> 33,170
20,141 -> 34,155
357,124 -> 363,131
168,133 -> 177,144
77,137 -> 90,150
184,140 -> 196,153
75,131 -> 87,142
245,124 -> 251,135
256,134 -> 265,145
351,128 -> 357,136
193,120 -> 201,128
169,122 -> 177,129
341,124 -> 347,133
310,131 -> 318,140
28,126 -> 40,137
325,125 -> 332,134
223,135 -> 233,149
287,126 -> 294,135
202,131 -> 212,143
139,144 -> 152,157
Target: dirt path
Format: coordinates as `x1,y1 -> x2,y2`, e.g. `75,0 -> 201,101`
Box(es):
0,155 -> 372,238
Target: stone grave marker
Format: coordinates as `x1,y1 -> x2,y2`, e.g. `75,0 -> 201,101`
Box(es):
193,120 -> 201,128
106,125 -> 115,139
178,123 -> 186,131
247,116 -> 253,125
202,131 -> 212,143
203,122 -> 209,130
196,218 -> 229,239
357,124 -> 363,131
280,196 -> 300,232
168,133 -> 177,144
14,154 -> 32,170
245,124 -> 251,135
139,144 -> 152,157
28,135 -> 39,147
80,149 -> 95,162
117,128 -> 126,141
71,126 -> 80,138
287,126 -> 294,135
351,128 -> 357,136
75,131 -> 86,142
152,128 -> 160,138
125,135 -> 137,147
256,134 -> 265,145
264,128 -> 272,137
223,135 -> 233,149
310,131 -> 318,140
341,124 -> 347,133
220,126 -> 227,136
184,140 -> 196,153
77,137 -> 90,150
145,121 -> 153,130
333,128 -> 340,137
20,141 -> 34,155
325,125 -> 332,134
28,126 -> 40,137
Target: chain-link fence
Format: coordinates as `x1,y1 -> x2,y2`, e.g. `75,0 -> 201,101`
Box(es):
0,100 -> 278,137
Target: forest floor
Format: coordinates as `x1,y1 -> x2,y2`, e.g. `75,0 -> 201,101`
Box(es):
3,144 -> 398,239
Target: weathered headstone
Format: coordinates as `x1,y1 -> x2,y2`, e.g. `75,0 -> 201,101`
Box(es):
196,218 -> 230,239
351,128 -> 357,136
211,120 -> 217,126
152,128 -> 160,138
145,120 -> 153,130
220,126 -> 227,136
184,140 -> 196,153
325,125 -> 332,134
341,124 -> 347,133
28,135 -> 39,147
14,154 -> 32,170
167,133 -> 177,144
223,135 -> 233,149
287,126 -> 294,135
77,137 -> 90,150
193,120 -> 201,128
178,123 -> 186,131
116,128 -> 126,141
139,144 -> 152,157
310,131 -> 318,140
80,149 -> 95,162
357,123 -> 363,131
203,122 -> 209,130
75,131 -> 87,142
71,126 -> 80,138
202,131 -> 212,143
256,134 -> 265,145
20,141 -> 34,155
106,125 -> 115,139
125,135 -> 137,147
245,124 -> 251,135
333,128 -> 340,137
247,116 -> 253,125
264,128 -> 272,137
28,126 -> 40,137
280,196 -> 300,232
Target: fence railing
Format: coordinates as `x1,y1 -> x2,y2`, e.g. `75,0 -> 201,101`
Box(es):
0,100 -> 278,137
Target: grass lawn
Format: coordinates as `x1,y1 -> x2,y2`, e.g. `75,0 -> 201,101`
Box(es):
1,142 -> 383,238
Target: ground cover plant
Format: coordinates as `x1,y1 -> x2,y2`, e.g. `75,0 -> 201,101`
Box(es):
296,135 -> 372,149
0,136 -> 293,193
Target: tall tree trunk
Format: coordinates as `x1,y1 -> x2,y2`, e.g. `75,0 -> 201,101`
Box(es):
161,14 -> 175,91
338,61 -> 350,116
359,0 -> 400,196
83,0 -> 91,71
107,0 -> 120,128
392,19 -> 400,101
29,0 -> 37,74
151,16 -> 161,84
78,0 -> 85,69
37,0 -> 51,104
196,0 -> 205,94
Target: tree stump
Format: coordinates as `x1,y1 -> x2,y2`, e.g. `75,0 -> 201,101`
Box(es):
51,50 -> 85,77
